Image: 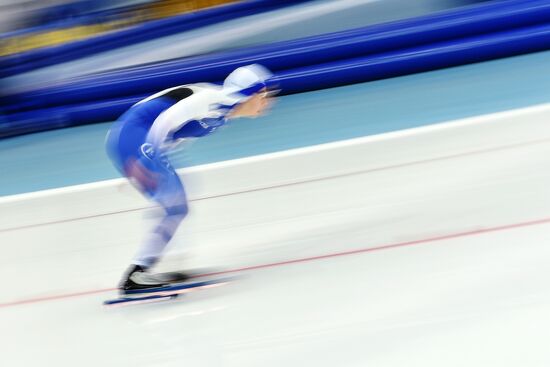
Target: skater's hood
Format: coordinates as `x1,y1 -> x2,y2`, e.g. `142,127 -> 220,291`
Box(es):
222,64 -> 278,103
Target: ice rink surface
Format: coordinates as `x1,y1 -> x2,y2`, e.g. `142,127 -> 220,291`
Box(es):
1,114 -> 550,366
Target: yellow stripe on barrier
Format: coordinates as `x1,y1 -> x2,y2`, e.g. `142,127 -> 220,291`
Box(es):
0,18 -> 139,57
0,0 -> 239,57
142,0 -> 240,20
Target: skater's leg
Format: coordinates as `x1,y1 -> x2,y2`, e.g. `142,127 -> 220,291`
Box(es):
121,159 -> 189,290
132,200 -> 188,268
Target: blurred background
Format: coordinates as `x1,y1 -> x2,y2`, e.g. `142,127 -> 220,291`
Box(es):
1,1 -> 550,366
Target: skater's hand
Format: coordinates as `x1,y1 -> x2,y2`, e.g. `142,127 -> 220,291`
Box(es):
126,157 -> 159,192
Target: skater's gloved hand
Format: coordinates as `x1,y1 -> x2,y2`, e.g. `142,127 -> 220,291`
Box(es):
127,157 -> 158,193
126,143 -> 162,193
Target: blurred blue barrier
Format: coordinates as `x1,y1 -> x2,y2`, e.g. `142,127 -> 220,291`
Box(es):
276,23 -> 550,93
0,95 -> 143,138
0,0 -> 311,78
2,22 -> 549,138
4,0 -> 550,113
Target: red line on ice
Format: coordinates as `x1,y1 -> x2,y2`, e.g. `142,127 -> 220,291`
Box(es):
1,216 -> 550,309
2,137 -> 549,233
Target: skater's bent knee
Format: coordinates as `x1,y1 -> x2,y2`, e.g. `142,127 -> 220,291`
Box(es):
167,203 -> 188,219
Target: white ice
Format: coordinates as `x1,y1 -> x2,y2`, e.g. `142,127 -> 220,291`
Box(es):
1,115 -> 550,367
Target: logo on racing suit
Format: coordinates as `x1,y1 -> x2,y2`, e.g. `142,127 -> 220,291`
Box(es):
140,143 -> 156,159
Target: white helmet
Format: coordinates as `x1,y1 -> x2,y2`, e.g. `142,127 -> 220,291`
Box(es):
223,64 -> 273,101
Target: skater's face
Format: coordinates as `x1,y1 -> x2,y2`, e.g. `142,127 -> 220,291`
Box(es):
230,89 -> 274,118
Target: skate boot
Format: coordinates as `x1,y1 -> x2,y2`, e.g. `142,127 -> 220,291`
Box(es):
119,265 -> 193,294
119,265 -> 169,293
